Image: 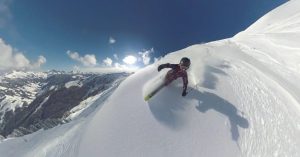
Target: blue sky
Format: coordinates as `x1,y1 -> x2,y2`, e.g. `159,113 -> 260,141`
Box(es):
0,0 -> 287,72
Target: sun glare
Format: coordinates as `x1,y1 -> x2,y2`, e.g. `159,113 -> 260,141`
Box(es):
123,55 -> 137,65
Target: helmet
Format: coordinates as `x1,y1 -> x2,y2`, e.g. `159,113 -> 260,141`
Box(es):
179,57 -> 191,69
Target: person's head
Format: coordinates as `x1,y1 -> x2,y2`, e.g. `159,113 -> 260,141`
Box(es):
179,57 -> 191,70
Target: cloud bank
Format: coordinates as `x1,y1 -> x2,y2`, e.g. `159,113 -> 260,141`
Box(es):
0,38 -> 46,71
69,47 -> 156,74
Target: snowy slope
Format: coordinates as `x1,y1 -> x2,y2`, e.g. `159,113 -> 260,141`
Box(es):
1,1 -> 300,157
76,1 -> 300,156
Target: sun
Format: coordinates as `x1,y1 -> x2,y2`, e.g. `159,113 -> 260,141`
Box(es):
123,55 -> 137,65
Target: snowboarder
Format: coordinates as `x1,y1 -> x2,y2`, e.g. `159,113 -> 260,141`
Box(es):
144,57 -> 191,101
157,57 -> 190,97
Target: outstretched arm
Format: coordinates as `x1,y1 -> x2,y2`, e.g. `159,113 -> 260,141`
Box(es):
157,63 -> 177,71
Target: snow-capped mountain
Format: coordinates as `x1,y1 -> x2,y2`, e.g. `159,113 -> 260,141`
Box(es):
0,70 -> 129,138
1,1 -> 300,157
0,71 -> 47,112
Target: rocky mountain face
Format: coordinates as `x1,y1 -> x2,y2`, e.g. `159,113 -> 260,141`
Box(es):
0,70 -> 130,138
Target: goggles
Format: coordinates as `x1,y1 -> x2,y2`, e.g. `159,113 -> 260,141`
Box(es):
180,64 -> 189,70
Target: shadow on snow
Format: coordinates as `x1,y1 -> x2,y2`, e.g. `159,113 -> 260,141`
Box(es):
148,85 -> 191,130
188,90 -> 249,141
147,64 -> 249,141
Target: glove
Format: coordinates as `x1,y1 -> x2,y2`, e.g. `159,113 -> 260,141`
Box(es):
158,65 -> 163,72
182,90 -> 187,97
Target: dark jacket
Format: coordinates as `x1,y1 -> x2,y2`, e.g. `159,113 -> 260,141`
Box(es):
158,63 -> 188,93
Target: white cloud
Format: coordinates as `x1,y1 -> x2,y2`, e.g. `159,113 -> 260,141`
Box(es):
113,54 -> 118,60
13,53 -> 30,69
103,57 -> 113,66
138,48 -> 154,65
67,50 -> 79,60
32,56 -> 47,68
66,50 -> 97,67
109,37 -> 116,44
114,62 -> 128,69
73,58 -> 140,74
0,38 -> 46,71
114,62 -> 121,68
